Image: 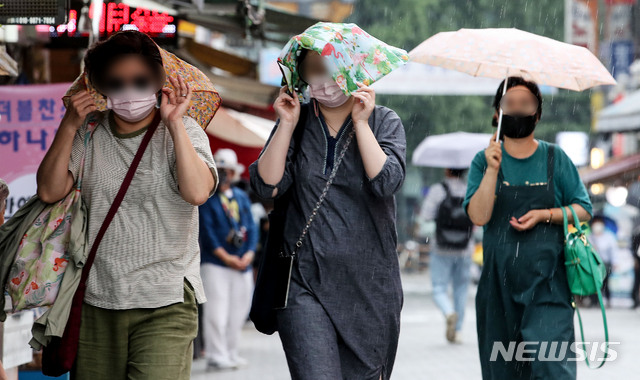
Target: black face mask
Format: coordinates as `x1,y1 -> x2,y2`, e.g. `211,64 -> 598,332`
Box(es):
492,114 -> 537,139
218,169 -> 230,185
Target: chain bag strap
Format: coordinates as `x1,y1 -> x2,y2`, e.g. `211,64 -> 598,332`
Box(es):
279,122 -> 356,258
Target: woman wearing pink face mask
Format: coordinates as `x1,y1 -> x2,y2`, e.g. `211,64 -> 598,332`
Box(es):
250,49 -> 406,380
36,31 -> 217,379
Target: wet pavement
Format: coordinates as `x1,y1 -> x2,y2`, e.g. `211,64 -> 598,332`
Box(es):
191,271 -> 639,379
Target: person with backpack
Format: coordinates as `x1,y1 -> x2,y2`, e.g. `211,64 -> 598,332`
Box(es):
419,168 -> 474,344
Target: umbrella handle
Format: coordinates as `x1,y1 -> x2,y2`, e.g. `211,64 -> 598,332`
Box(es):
495,75 -> 508,142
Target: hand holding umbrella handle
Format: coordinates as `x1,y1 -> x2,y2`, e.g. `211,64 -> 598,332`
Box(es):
485,139 -> 502,173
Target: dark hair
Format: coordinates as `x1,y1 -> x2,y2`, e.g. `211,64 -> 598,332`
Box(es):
447,168 -> 466,178
84,31 -> 164,93
296,48 -> 310,84
492,76 -> 543,119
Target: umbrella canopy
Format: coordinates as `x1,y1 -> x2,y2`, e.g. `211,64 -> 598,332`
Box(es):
278,22 -> 409,95
63,47 -> 221,130
206,107 -> 274,148
409,28 -> 616,91
412,132 -> 492,168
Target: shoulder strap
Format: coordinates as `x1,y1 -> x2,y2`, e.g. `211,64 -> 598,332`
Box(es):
285,122 -> 355,258
547,144 -> 555,190
79,112 -> 161,286
441,181 -> 450,196
219,192 -> 241,230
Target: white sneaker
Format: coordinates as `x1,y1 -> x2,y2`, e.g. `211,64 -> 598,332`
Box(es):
231,356 -> 249,367
206,359 -> 237,371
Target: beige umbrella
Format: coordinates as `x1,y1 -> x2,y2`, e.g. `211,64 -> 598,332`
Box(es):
410,28 -> 617,141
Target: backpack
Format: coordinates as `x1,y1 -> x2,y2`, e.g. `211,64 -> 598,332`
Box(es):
435,182 -> 474,249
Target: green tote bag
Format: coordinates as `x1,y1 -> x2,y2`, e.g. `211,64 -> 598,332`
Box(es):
562,205 -> 609,369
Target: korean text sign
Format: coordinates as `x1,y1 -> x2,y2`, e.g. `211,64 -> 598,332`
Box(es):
0,83 -> 71,218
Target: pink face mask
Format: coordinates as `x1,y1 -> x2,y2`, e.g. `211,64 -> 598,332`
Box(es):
106,89 -> 157,123
307,76 -> 351,108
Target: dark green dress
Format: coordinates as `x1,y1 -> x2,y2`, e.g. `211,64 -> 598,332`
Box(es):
464,141 -> 592,379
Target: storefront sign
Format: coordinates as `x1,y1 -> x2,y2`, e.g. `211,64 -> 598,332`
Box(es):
50,3 -> 177,39
0,0 -> 68,25
564,0 -> 599,54
0,83 -> 70,219
610,40 -> 635,78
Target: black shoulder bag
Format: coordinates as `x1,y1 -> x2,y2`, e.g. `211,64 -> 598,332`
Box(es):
250,104 -> 355,335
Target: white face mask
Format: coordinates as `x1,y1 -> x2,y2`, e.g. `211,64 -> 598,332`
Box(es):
307,76 -> 350,108
591,223 -> 605,235
106,89 -> 157,123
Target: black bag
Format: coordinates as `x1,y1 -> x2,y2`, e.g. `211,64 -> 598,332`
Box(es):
250,106 -> 308,335
435,182 -> 473,250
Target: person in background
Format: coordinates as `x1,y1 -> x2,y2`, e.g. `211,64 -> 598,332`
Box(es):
0,179 -> 8,380
465,77 -> 592,380
199,149 -> 258,371
419,168 -> 474,344
631,227 -> 640,309
588,216 -> 617,307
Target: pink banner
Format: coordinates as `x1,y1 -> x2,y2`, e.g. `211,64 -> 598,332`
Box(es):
0,83 -> 71,218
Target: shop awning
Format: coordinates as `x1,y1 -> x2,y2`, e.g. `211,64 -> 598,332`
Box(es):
580,153 -> 640,185
177,1 -> 319,42
175,48 -> 280,108
207,107 -> 274,147
595,90 -> 640,133
183,39 -> 256,76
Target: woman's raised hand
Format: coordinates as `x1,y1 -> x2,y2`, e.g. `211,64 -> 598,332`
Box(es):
61,91 -> 97,130
274,86 -> 301,128
161,75 -> 192,128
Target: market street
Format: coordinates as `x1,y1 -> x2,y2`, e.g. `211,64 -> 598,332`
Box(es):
192,271 -> 639,380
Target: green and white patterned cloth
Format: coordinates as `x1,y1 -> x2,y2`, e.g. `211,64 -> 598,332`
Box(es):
278,22 -> 409,95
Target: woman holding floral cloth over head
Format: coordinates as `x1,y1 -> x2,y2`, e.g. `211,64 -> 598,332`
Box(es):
36,30 -> 219,380
464,77 -> 592,380
250,23 -> 408,380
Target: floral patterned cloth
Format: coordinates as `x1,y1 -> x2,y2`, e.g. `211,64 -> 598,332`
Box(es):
278,22 -> 409,96
7,118 -> 96,312
63,47 -> 221,130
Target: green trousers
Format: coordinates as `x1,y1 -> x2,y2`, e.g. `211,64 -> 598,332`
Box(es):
71,281 -> 198,380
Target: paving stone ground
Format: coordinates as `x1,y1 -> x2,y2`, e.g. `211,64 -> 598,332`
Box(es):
192,271 -> 639,379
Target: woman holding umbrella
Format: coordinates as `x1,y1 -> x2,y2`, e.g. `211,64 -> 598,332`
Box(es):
464,77 -> 592,379
250,23 -> 407,380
